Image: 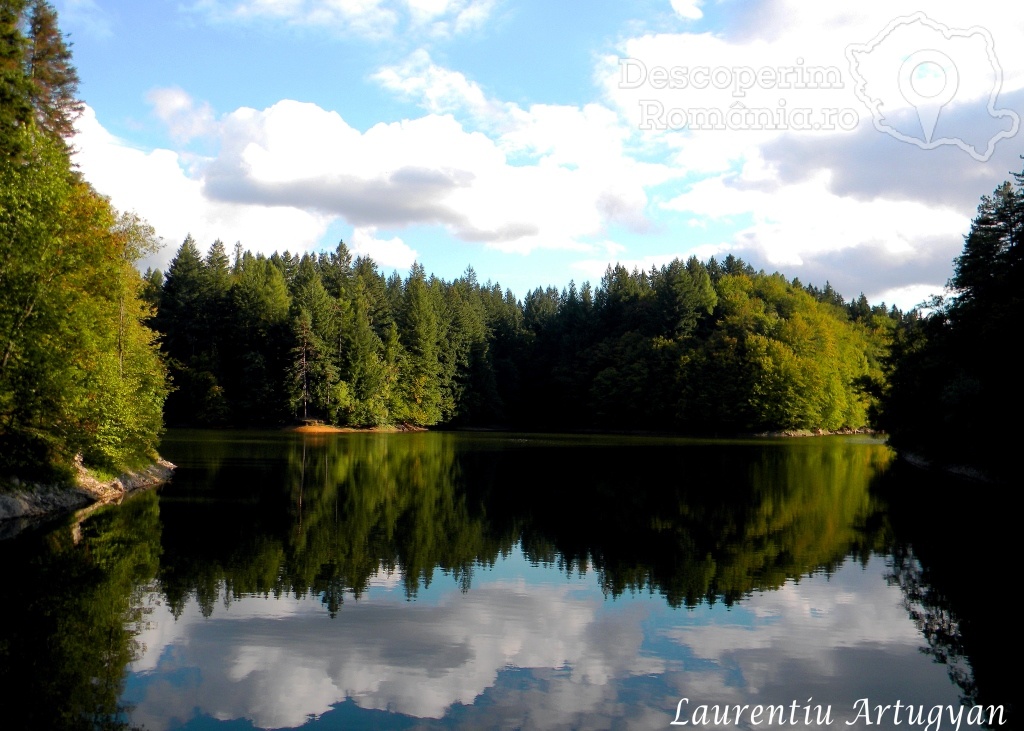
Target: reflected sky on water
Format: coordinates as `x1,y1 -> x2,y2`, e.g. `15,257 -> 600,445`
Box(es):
0,431 -> 1004,730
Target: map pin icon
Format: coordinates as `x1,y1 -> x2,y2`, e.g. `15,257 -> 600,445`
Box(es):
898,49 -> 959,143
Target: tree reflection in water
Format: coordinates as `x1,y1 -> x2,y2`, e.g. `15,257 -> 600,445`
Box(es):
0,432 -> 1012,729
0,492 -> 160,730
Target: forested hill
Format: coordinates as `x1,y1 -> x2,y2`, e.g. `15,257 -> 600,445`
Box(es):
149,241 -> 903,434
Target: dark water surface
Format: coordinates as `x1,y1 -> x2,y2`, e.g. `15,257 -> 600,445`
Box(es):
0,431 -> 1012,730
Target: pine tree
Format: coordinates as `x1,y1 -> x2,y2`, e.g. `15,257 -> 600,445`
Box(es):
24,0 -> 80,139
228,254 -> 292,423
157,235 -> 206,359
0,0 -> 32,158
399,263 -> 442,425
343,281 -> 388,425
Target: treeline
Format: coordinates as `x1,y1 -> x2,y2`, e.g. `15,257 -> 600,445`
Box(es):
0,1 -> 166,479
878,168 -> 1024,480
152,240 -> 904,433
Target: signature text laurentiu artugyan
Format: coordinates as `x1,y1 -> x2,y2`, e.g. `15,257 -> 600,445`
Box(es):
669,698 -> 1006,729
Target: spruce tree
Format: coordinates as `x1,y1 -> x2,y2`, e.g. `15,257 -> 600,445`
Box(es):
24,0 -> 80,139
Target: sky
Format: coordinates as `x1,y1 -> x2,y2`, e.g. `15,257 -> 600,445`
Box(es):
60,0 -> 1024,309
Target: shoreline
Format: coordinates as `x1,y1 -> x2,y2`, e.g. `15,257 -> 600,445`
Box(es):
0,457 -> 176,540
285,423 -> 429,434
285,424 -> 881,439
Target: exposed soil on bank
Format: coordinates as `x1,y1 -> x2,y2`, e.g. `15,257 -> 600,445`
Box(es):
0,457 -> 175,540
286,423 -> 429,434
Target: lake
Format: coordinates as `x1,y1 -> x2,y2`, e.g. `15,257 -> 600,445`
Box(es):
0,431 -> 1012,730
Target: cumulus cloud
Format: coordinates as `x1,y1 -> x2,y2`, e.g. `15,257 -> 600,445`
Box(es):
403,0 -> 498,36
77,53 -> 672,259
589,0 -> 1024,302
350,226 -> 419,269
373,49 -> 513,123
372,51 -> 671,233
652,159 -> 967,307
188,0 -> 498,39
670,0 -> 703,21
146,87 -> 217,144
72,105 -> 332,270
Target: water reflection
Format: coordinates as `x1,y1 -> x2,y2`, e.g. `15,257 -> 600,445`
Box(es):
123,555 -> 961,731
156,432 -> 893,612
0,432 -> 1009,729
0,492 -> 160,730
876,460 -> 1017,724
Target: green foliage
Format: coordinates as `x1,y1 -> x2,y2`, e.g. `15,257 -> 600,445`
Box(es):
0,125 -> 167,476
149,241 -> 886,434
0,2 -> 166,477
24,0 -> 80,139
879,170 -> 1024,478
397,263 -> 443,424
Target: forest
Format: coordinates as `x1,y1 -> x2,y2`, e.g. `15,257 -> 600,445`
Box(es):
147,240 -> 901,435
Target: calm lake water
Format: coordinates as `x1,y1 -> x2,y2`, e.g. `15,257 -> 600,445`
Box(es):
0,431 -> 1012,730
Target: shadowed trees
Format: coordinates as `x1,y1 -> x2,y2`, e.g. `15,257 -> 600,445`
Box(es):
878,169 -> 1024,479
151,241 -> 892,434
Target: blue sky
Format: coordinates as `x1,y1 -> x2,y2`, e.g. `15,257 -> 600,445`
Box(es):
62,0 -> 1024,308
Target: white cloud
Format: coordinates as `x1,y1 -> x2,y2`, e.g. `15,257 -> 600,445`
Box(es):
663,166 -> 963,264
869,283 -> 945,311
350,227 -> 418,269
401,0 -> 497,35
582,0 -> 1024,300
146,87 -> 217,144
74,92 -> 659,262
450,0 -> 497,34
372,52 -> 676,236
373,49 -> 512,123
189,0 -> 498,38
670,0 -> 703,20
86,47 -> 682,256
72,105 -> 332,270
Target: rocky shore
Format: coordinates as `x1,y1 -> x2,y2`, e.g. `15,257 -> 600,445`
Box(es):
0,458 -> 175,540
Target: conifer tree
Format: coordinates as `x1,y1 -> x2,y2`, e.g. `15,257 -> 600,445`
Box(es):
24,0 -> 80,139
399,263 -> 442,424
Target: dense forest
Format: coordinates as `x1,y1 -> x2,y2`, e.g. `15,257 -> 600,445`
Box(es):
0,0 -> 166,480
877,169 -> 1024,481
147,240 -> 903,434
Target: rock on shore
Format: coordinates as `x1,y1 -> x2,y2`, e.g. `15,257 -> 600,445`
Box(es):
0,458 -> 175,539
